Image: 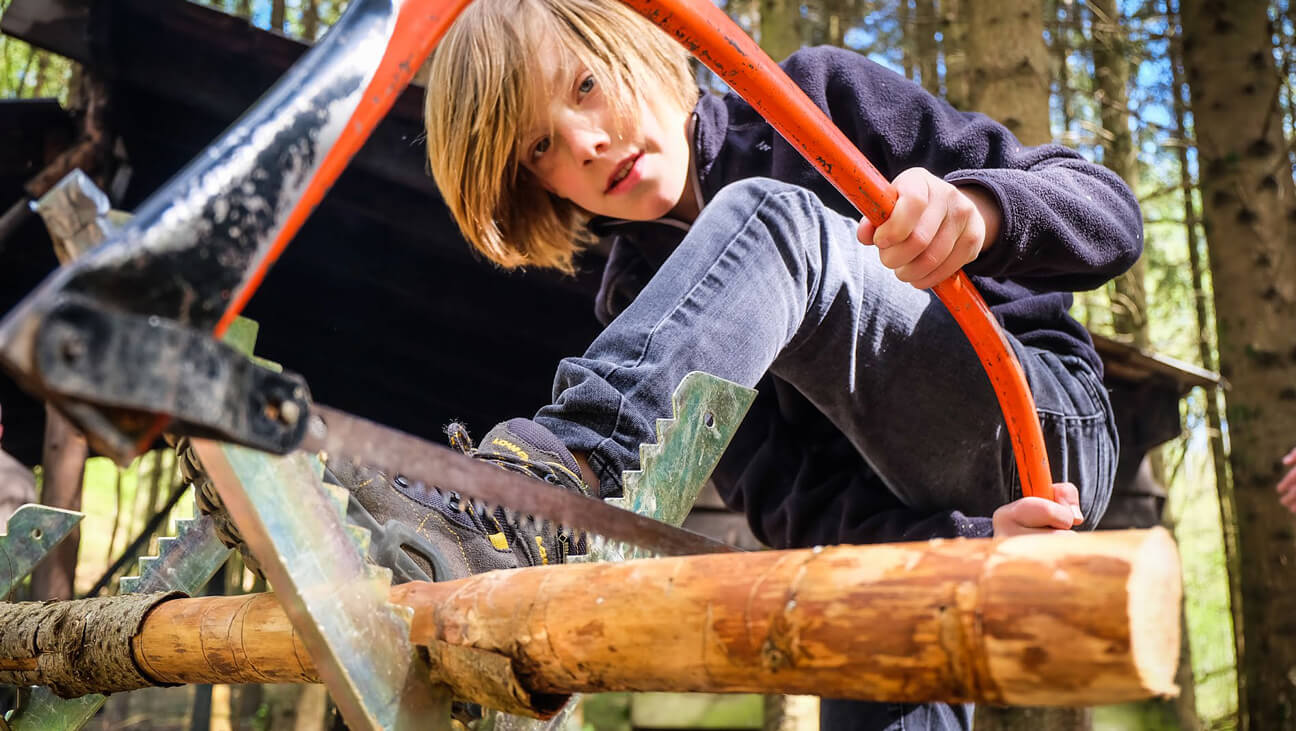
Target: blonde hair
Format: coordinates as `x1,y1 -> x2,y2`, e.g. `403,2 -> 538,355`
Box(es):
424,0 -> 697,273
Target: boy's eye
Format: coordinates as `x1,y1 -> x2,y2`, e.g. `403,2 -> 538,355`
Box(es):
531,136 -> 551,160
578,75 -> 595,95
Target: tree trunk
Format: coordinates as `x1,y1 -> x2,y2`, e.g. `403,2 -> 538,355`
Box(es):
1090,0 -> 1163,511
301,0 -> 321,41
104,467 -> 123,569
292,685 -> 328,731
1090,0 -> 1148,354
1168,2 -> 1242,723
144,449 -> 165,520
1181,0 -> 1296,728
897,0 -> 914,81
941,0 -> 968,109
14,46 -> 36,98
1049,0 -> 1075,140
759,0 -> 802,61
914,0 -> 939,94
271,0 -> 287,33
29,406 -> 85,601
29,51 -> 51,98
963,0 -> 1051,145
820,0 -> 850,47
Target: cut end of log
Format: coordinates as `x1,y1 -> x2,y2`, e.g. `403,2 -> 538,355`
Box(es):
984,528 -> 1184,707
1127,527 -> 1182,698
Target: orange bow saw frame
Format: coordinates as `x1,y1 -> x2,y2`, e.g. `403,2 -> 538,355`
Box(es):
0,0 -> 1052,499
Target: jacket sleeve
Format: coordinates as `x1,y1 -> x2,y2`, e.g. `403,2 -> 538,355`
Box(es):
773,46 -> 1143,292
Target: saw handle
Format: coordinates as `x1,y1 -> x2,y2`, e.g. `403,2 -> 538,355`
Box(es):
619,0 -> 1053,500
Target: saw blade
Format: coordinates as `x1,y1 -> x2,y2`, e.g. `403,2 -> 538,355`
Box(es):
189,441 -> 449,731
301,405 -> 739,557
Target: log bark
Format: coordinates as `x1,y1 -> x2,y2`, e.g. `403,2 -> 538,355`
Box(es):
399,529 -> 1180,708
0,592 -> 182,696
0,530 -> 1182,717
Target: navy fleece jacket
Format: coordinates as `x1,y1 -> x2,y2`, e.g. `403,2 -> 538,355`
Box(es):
587,46 -> 1142,548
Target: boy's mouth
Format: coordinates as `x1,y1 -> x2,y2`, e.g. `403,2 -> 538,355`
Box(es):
606,153 -> 642,193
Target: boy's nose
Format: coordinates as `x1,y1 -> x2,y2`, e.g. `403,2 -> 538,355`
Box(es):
559,123 -> 609,164
579,137 -> 608,165
573,134 -> 608,165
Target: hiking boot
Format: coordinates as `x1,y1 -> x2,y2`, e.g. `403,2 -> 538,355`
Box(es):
189,418 -> 591,585
326,417 -> 591,582
456,417 -> 591,563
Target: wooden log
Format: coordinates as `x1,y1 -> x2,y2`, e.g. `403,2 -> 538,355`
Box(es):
135,593 -> 318,686
395,528 -> 1181,708
2,529 -> 1181,714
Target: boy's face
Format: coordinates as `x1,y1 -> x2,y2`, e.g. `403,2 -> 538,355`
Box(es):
518,47 -> 696,222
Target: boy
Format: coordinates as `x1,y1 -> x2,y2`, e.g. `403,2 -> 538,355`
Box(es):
349,0 -> 1142,726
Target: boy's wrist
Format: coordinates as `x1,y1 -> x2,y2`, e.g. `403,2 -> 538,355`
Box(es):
957,183 -> 1002,251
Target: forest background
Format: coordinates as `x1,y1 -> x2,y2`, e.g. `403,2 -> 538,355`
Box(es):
0,0 -> 1293,730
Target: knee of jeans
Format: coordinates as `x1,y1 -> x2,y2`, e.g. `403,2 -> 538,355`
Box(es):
705,178 -> 825,262
707,177 -> 818,228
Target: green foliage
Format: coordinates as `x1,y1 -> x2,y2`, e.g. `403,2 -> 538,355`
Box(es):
0,0 -> 76,102
188,0 -> 349,40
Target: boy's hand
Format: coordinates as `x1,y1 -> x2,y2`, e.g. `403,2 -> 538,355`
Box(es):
857,168 -> 1002,290
1278,446 -> 1296,514
992,482 -> 1085,537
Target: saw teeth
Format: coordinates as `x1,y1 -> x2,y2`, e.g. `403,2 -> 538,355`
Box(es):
120,517 -> 189,593
346,524 -> 372,555
319,481 -> 352,512
498,506 -> 520,528
117,510 -> 228,596
315,470 -> 382,561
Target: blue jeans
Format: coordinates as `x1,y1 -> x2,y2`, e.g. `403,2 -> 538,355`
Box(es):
535,178 -> 1117,730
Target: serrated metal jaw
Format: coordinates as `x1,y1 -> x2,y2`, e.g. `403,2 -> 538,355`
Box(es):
0,504 -> 84,597
590,372 -> 755,562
